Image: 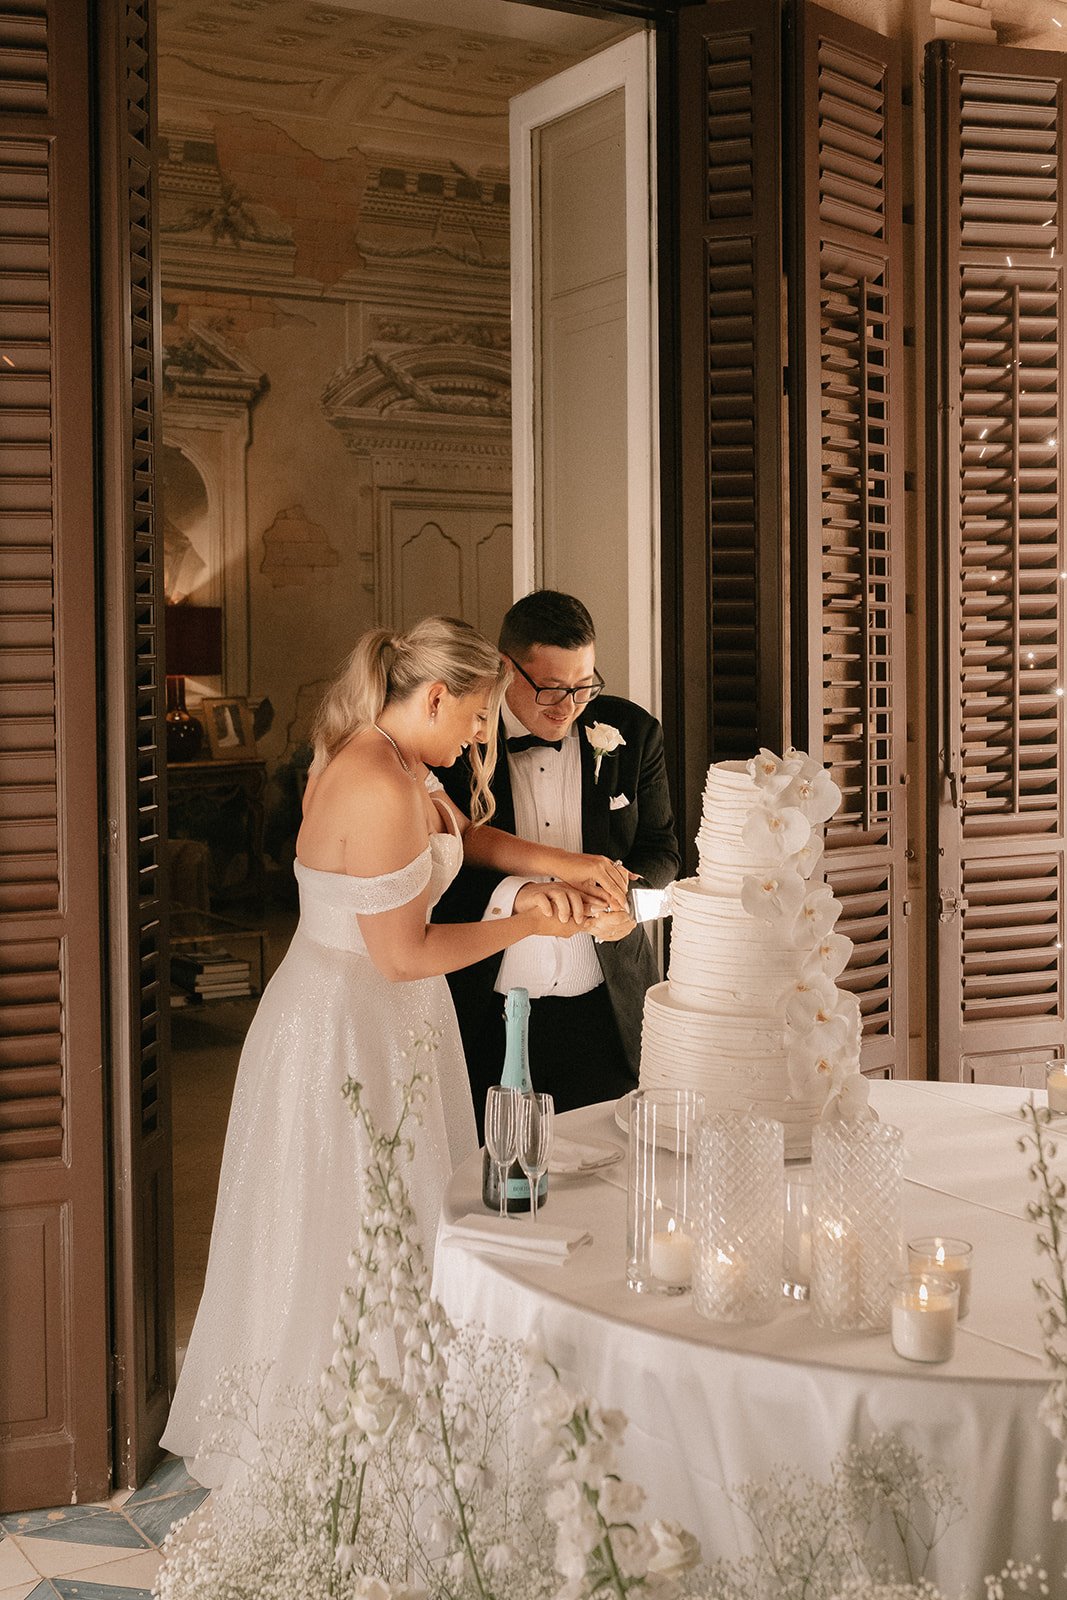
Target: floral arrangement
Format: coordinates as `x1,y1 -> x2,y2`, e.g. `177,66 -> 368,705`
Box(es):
154,1035 -> 1067,1600
155,1031 -> 698,1600
739,746 -> 868,1124
1019,1099 -> 1067,1521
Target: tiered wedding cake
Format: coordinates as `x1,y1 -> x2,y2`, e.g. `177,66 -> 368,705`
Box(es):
639,748 -> 866,1158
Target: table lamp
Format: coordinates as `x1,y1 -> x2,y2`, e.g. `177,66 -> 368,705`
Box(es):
165,603 -> 222,762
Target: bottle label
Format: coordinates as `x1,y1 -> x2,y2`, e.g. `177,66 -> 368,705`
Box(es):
505,1173 -> 547,1201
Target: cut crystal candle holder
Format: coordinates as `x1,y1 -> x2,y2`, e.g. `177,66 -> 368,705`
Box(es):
626,1089 -> 704,1294
811,1118 -> 904,1332
693,1113 -> 784,1324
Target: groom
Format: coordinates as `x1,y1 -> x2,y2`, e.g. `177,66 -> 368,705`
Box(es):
433,589 -> 679,1132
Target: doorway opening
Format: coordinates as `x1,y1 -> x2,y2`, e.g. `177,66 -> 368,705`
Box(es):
157,0 -> 643,1365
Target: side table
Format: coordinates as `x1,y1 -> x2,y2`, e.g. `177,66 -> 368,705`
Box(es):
167,757 -> 267,914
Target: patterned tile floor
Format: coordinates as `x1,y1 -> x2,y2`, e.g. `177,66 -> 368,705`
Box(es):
0,1457 -> 208,1600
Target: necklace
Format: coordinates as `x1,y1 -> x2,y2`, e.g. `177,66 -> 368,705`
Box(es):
372,721 -> 413,776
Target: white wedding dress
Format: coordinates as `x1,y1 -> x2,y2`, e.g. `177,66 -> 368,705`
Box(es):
161,780 -> 477,1490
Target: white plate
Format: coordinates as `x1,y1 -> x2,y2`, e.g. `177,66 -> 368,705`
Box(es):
613,1091 -> 697,1152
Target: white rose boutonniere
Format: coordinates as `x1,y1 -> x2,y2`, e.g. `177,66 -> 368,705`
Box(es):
585,721 -> 626,781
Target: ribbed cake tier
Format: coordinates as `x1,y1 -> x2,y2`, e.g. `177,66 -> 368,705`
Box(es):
667,879 -> 805,1012
639,983 -> 824,1160
697,760 -> 784,892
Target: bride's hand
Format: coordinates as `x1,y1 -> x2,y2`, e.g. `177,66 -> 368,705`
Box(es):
553,853 -> 632,911
586,908 -> 637,944
523,906 -> 594,939
513,880 -> 586,924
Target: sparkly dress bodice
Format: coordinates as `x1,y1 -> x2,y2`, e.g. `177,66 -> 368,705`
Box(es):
294,831 -> 462,953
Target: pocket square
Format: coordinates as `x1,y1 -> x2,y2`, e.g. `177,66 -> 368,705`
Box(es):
609,793 -> 631,811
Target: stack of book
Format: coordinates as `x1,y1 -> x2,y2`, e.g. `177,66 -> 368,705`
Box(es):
171,944 -> 252,1006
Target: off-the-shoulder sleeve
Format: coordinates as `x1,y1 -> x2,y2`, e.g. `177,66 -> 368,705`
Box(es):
342,846 -> 434,915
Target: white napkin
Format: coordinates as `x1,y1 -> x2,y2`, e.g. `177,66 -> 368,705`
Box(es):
548,1136 -> 623,1175
440,1212 -> 592,1266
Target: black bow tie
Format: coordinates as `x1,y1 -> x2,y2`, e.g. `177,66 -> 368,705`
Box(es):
507,732 -> 563,754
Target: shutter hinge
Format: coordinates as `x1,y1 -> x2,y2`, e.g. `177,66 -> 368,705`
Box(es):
939,752 -> 959,809
939,888 -> 968,924
902,895 -> 911,917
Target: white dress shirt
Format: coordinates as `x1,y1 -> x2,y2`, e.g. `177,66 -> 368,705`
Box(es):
485,701 -> 603,998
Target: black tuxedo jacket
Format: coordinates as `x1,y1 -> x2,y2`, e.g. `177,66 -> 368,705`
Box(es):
431,694 -> 680,1076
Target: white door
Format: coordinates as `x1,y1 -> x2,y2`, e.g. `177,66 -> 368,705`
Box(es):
383,492 -> 513,644
511,32 -> 659,712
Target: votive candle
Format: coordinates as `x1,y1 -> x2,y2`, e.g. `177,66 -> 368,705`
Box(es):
891,1273 -> 959,1363
1047,1063 -> 1067,1116
649,1217 -> 693,1288
907,1236 -> 973,1320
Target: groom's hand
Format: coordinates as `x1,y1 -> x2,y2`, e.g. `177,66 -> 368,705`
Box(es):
513,880 -> 586,925
557,853 -> 631,911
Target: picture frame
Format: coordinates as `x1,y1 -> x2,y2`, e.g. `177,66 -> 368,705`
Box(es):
203,696 -> 257,760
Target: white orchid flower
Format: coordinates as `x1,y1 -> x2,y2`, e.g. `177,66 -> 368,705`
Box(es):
786,1036 -> 842,1096
783,979 -> 851,1056
820,1067 -> 872,1126
741,867 -> 805,924
783,972 -> 840,1033
807,931 -> 854,981
747,747 -> 795,793
791,883 -> 843,948
791,831 -> 825,880
742,803 -> 811,860
781,768 -> 843,824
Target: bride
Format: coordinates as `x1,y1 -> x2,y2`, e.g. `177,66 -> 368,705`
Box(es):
162,616 -> 629,1488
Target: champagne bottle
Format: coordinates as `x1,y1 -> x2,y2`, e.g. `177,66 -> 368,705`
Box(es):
481,987 -> 548,1215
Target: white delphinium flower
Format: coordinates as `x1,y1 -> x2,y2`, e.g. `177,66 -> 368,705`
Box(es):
743,803 -> 811,861
645,1519 -> 701,1581
741,866 -> 805,925
539,1369 -> 701,1600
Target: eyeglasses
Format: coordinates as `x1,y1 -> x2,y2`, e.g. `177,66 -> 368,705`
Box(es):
505,654 -> 605,707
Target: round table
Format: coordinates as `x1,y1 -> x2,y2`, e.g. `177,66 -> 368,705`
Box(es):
432,1080 -> 1067,1592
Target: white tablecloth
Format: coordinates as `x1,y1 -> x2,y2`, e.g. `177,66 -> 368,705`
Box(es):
432,1080 -> 1067,1592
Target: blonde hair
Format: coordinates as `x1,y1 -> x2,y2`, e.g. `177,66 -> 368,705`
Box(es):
310,616 -> 508,824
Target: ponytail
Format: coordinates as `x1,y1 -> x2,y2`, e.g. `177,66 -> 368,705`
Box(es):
308,616 -> 509,823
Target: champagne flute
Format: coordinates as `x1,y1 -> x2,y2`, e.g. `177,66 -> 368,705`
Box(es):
484,1085 -> 519,1220
516,1092 -> 554,1223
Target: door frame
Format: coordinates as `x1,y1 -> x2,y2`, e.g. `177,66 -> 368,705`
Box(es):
98,0 -> 685,1492
510,29 -> 661,713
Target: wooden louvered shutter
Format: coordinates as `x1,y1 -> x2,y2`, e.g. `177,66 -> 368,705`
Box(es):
675,0 -> 786,860
0,0 -> 110,1508
928,42 -> 1067,1086
791,7 -> 909,1077
96,0 -> 174,1482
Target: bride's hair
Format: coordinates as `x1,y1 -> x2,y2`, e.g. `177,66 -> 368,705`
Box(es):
309,616 -> 508,823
